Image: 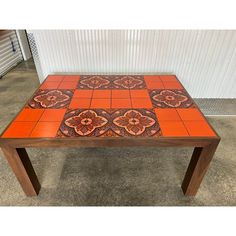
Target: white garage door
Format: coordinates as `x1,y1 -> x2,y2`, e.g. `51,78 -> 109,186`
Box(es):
0,30 -> 23,77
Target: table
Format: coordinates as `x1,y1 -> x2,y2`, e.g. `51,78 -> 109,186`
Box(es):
0,75 -> 220,197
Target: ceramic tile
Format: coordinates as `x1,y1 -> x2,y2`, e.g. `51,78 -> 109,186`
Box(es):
2,121 -> 36,138
131,98 -> 153,108
39,109 -> 67,122
184,121 -> 216,136
69,98 -> 91,109
30,122 -> 61,138
159,121 -> 189,136
111,99 -> 132,108
145,81 -> 165,89
149,89 -> 195,108
14,108 -> 44,122
28,89 -> 73,109
112,90 -> 130,99
130,90 -> 149,98
73,89 -> 93,98
176,108 -> 205,121
159,75 -> 177,82
154,108 -> 181,121
46,75 -> 64,82
58,81 -> 78,89
58,109 -> 161,137
40,81 -> 60,89
93,90 -> 111,99
144,75 -> 162,83
63,75 -> 80,82
163,81 -> 183,89
90,99 -> 111,108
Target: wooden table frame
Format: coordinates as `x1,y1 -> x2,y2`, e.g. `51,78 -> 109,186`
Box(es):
0,135 -> 220,197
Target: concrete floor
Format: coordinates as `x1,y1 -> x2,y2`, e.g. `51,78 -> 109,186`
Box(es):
0,59 -> 235,206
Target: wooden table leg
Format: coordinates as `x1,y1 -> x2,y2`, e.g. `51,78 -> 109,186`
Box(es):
1,146 -> 41,196
181,140 -> 220,196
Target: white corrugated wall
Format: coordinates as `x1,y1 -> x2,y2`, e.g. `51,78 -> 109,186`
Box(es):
28,30 -> 236,98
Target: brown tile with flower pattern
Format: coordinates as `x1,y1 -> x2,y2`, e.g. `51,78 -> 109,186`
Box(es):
28,89 -> 73,109
149,89 -> 195,108
58,109 -> 161,137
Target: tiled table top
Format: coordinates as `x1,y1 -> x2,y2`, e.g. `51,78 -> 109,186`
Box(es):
1,75 -> 217,138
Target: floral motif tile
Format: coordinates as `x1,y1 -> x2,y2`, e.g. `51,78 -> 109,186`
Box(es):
28,89 -> 73,109
58,109 -> 161,137
149,89 -> 195,108
77,75 -> 147,90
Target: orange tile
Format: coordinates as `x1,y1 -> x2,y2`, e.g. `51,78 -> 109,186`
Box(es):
159,121 -> 189,136
63,75 -> 80,82
145,81 -> 164,89
93,90 -> 111,99
58,81 -> 78,89
30,122 -> 61,138
184,121 -> 216,137
130,90 -> 149,98
131,98 -> 153,108
159,75 -> 177,82
177,108 -> 204,121
40,81 -> 60,89
46,75 -> 64,82
40,109 -> 66,122
69,98 -> 91,109
163,81 -> 183,89
2,121 -> 36,138
144,75 -> 162,83
15,108 -> 44,122
73,89 -> 93,98
112,90 -> 130,99
90,99 -> 110,108
111,99 -> 132,108
154,108 -> 181,121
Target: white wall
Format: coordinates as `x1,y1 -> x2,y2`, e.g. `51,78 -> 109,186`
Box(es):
28,30 -> 236,98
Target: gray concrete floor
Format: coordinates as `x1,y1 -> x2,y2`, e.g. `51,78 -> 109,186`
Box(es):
0,59 -> 235,206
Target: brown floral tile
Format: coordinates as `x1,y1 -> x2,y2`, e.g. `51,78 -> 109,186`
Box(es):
58,108 -> 161,137
77,75 -> 113,89
28,89 -> 73,109
149,89 -> 195,108
77,75 -> 147,90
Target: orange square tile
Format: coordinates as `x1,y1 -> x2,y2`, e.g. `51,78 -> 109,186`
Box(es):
112,90 -> 130,98
15,108 -> 44,122
63,75 -> 80,82
144,75 -> 162,83
145,81 -> 164,89
73,89 -> 93,98
154,108 -> 181,121
111,99 -> 132,108
177,108 -> 204,121
40,109 -> 66,122
184,121 -> 216,137
2,121 -> 36,138
93,90 -> 111,99
69,98 -> 91,109
90,99 -> 110,108
58,81 -> 78,89
130,90 -> 149,98
40,81 -> 61,89
159,75 -> 177,82
30,122 -> 61,138
46,75 -> 64,82
159,121 -> 189,136
131,98 -> 153,108
163,81 -> 183,89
